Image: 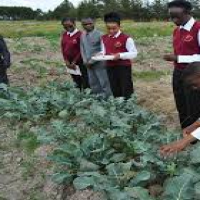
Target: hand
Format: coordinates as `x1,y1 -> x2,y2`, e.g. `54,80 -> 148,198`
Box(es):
86,63 -> 92,69
69,63 -> 76,70
160,139 -> 189,157
65,60 -> 70,66
113,53 -> 120,60
95,52 -> 103,56
163,54 -> 177,62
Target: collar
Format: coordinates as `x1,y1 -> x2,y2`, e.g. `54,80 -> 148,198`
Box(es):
180,17 -> 196,31
109,30 -> 121,38
67,28 -> 78,37
85,29 -> 96,35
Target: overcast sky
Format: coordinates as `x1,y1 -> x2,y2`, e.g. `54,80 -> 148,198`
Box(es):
0,0 -> 82,12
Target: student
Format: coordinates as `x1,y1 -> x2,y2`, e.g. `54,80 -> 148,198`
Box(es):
0,36 -> 10,84
61,17 -> 89,90
164,0 -> 200,129
101,12 -> 137,99
80,17 -> 112,99
160,62 -> 200,156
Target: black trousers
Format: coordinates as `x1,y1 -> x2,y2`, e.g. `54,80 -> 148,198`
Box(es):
0,67 -> 8,84
107,65 -> 134,99
173,68 -> 200,129
71,64 -> 89,90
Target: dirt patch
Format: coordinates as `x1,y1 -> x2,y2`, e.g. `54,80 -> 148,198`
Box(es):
135,77 -> 179,129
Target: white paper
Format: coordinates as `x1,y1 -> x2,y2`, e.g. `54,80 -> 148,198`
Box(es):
91,55 -> 115,61
66,65 -> 82,76
191,127 -> 200,140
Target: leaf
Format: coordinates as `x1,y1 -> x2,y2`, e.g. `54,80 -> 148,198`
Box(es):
129,171 -> 151,187
56,143 -> 83,159
106,162 -> 132,176
189,144 -> 200,164
52,172 -> 73,184
125,187 -> 155,200
79,159 -> 100,172
163,172 -> 194,200
91,104 -> 107,117
47,154 -> 73,166
73,176 -> 95,190
194,182 -> 200,200
58,109 -> 69,119
109,153 -> 126,162
77,172 -> 102,178
107,189 -> 131,200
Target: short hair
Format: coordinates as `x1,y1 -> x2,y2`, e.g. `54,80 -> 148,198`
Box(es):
61,17 -> 76,25
182,62 -> 200,83
81,17 -> 94,23
168,0 -> 193,12
104,12 -> 121,25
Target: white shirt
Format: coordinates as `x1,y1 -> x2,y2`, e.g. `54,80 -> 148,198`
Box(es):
67,28 -> 79,37
191,127 -> 200,140
101,30 -> 138,60
178,17 -> 200,63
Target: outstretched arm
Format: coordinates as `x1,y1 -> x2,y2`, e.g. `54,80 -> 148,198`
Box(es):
160,134 -> 197,157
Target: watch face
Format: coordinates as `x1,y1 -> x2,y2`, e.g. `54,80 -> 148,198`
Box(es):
115,41 -> 122,48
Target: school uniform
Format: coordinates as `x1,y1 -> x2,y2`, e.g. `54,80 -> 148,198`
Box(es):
172,17 -> 200,128
80,29 -> 112,99
0,36 -> 10,84
61,29 -> 89,90
101,30 -> 137,99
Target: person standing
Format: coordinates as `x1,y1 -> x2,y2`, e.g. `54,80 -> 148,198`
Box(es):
80,18 -> 112,99
101,12 -> 137,99
164,0 -> 200,130
0,36 -> 10,84
61,17 -> 89,90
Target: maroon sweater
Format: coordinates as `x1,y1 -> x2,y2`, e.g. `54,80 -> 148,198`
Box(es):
61,31 -> 82,65
102,33 -> 132,67
173,21 -> 200,69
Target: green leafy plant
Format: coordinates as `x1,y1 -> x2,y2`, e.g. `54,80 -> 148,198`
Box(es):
0,82 -> 199,200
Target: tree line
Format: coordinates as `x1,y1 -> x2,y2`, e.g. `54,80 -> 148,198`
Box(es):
0,6 -> 44,20
0,0 -> 200,21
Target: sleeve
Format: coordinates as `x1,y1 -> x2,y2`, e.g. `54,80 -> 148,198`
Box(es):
73,51 -> 82,65
88,31 -> 102,65
119,37 -> 138,60
61,35 -> 68,62
80,35 -> 87,64
177,30 -> 200,63
72,35 -> 82,64
191,127 -> 200,140
100,40 -> 106,55
0,37 -> 10,68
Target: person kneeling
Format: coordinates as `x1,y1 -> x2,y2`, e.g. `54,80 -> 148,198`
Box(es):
160,62 -> 200,156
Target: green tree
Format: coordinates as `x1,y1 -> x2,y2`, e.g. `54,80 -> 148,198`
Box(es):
51,0 -> 76,19
77,0 -> 101,20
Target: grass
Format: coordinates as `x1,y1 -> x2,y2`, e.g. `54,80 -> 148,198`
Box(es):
134,70 -> 170,81
21,157 -> 38,180
16,130 -> 40,154
0,20 -> 175,38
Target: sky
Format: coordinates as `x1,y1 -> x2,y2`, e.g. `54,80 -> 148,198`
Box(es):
0,0 -> 82,12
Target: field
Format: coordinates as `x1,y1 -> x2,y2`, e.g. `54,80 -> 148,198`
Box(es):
1,21 -> 199,200
0,20 -> 175,38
